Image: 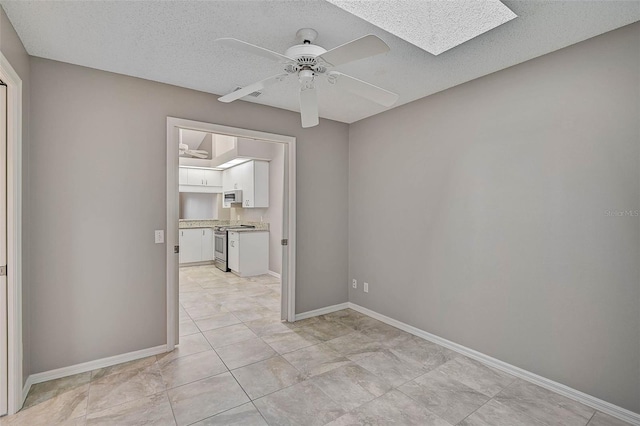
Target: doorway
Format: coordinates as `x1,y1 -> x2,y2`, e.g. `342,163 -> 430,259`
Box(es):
166,117 -> 296,350
0,51 -> 24,416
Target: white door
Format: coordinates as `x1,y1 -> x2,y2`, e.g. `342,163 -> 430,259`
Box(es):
0,83 -> 8,415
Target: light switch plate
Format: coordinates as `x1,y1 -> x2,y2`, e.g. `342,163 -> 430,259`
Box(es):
155,230 -> 164,244
364,282 -> 369,293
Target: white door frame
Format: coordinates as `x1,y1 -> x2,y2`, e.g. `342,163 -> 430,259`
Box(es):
0,52 -> 24,414
166,117 -> 296,350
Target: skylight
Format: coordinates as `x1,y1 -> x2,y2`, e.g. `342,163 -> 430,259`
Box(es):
327,0 -> 517,55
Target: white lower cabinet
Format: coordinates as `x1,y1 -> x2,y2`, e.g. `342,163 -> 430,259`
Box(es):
227,231 -> 268,277
179,228 -> 213,264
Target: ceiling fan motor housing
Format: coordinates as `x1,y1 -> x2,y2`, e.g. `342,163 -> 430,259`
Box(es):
284,44 -> 328,76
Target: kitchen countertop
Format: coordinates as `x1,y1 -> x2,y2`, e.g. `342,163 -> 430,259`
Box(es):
179,219 -> 269,231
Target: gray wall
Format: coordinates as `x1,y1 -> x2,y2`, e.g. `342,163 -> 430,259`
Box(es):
28,57 -> 349,374
0,6 -> 30,386
348,22 -> 640,412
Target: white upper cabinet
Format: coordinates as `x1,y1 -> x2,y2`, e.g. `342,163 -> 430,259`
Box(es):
179,167 -> 223,193
186,168 -> 205,186
204,169 -> 222,186
222,160 -> 269,208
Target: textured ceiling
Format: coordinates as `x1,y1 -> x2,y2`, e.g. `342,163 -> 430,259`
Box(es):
2,1 -> 639,124
327,0 -> 517,55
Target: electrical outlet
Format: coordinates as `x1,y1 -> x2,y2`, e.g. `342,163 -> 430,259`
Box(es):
364,282 -> 369,293
154,230 -> 164,244
352,279 -> 357,289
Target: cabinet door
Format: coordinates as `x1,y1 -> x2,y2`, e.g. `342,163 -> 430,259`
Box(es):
204,170 -> 222,187
186,168 -> 205,186
179,229 -> 202,263
252,161 -> 269,208
201,228 -> 213,261
238,161 -> 255,207
228,232 -> 240,272
179,167 -> 188,185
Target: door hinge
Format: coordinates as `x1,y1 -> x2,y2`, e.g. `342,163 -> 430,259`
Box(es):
0,265 -> 6,276
281,239 -> 288,246
174,245 -> 180,254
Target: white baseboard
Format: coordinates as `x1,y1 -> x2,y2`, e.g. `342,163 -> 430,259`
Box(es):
348,303 -> 640,426
295,302 -> 350,321
26,344 -> 168,387
268,270 -> 281,279
21,375 -> 33,406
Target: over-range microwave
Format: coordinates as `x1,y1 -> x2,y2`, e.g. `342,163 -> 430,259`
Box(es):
224,190 -> 243,204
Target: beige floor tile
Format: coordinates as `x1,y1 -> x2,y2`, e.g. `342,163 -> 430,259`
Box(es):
296,318 -> 356,341
193,403 -> 268,426
231,306 -> 280,322
202,323 -> 257,348
232,356 -> 304,400
3,382 -> 88,425
167,372 -> 249,426
194,312 -> 241,332
179,318 -> 200,336
244,317 -> 296,337
254,381 -> 346,426
435,356 -> 514,397
159,350 -> 228,389
157,333 -> 212,366
24,372 -> 91,409
458,399 -> 546,426
390,336 -> 457,371
87,362 -> 166,413
494,380 -> 595,426
587,412 -> 633,426
326,389 -> 451,426
324,331 -> 385,361
215,337 -> 277,369
261,329 -> 321,354
283,343 -> 351,378
91,356 -> 157,381
308,364 -> 393,411
354,348 -> 428,387
398,369 -> 491,424
85,392 -> 175,425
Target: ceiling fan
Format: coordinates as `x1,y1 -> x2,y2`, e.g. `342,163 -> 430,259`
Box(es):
179,142 -> 209,159
216,28 -> 399,128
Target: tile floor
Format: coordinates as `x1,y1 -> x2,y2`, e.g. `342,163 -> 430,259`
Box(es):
5,265 -> 631,426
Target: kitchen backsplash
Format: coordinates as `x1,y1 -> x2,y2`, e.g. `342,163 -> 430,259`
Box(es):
179,219 -> 269,230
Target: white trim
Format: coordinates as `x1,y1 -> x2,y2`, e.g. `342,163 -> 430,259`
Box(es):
27,345 -> 167,386
267,270 -> 281,279
348,303 -> 640,425
21,376 -> 32,406
167,117 -> 297,343
0,51 -> 23,415
295,302 -> 350,321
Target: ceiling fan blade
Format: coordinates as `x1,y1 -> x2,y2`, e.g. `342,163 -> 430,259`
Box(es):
299,85 -> 319,128
318,34 -> 389,67
216,38 -> 295,64
186,151 -> 209,159
218,73 -> 288,103
327,71 -> 398,107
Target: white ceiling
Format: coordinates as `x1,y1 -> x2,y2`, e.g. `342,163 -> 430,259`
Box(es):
2,1 -> 639,124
